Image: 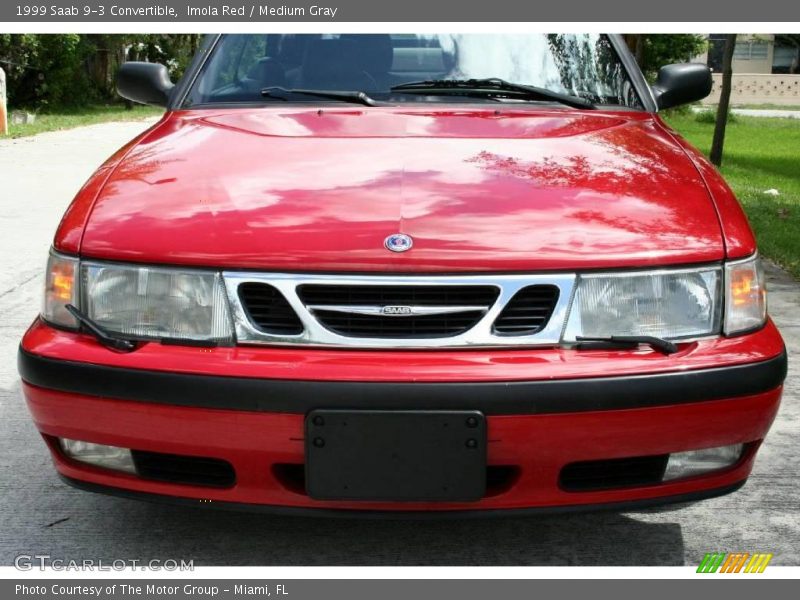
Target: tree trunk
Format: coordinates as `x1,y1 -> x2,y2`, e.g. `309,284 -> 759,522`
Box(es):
634,35 -> 646,67
623,34 -> 637,52
710,34 -> 737,167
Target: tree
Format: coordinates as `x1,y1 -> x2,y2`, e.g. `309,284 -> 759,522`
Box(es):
710,34 -> 737,167
0,34 -> 200,110
624,34 -> 708,81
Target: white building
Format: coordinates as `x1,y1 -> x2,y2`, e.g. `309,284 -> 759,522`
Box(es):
695,35 -> 800,106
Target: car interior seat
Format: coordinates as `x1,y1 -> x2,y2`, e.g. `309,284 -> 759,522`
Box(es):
294,37 -> 377,91
341,34 -> 394,91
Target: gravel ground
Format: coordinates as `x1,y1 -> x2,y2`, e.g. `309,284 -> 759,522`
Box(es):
0,119 -> 797,566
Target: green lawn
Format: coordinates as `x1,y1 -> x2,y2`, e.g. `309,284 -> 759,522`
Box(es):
699,103 -> 800,111
733,104 -> 800,111
666,114 -> 800,279
5,104 -> 163,138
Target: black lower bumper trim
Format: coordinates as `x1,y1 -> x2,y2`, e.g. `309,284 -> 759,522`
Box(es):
58,474 -> 747,519
18,346 -> 786,415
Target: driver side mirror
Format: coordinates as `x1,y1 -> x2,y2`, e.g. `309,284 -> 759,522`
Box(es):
651,63 -> 712,110
117,62 -> 175,107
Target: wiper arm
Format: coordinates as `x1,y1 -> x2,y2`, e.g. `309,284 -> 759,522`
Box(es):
391,78 -> 594,110
65,304 -> 138,353
575,335 -> 679,355
261,87 -> 378,107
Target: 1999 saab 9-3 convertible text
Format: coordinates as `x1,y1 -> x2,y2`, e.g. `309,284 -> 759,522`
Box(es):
18,34 -> 787,515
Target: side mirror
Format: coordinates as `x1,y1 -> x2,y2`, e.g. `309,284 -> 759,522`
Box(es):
651,63 -> 712,110
117,62 -> 174,107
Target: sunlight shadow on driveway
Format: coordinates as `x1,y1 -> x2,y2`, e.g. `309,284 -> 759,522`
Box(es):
63,494 -> 685,566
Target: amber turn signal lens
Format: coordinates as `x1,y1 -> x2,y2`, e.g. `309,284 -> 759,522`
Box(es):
724,256 -> 766,335
42,251 -> 79,329
730,267 -> 756,306
49,263 -> 74,301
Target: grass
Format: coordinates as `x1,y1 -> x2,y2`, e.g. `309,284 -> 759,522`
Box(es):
4,104 -> 163,138
698,103 -> 800,111
732,103 -> 800,111
666,114 -> 800,278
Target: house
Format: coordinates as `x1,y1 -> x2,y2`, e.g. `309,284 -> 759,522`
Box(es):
695,35 -> 800,105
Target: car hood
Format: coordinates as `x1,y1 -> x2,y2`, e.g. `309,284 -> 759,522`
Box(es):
79,107 -> 723,271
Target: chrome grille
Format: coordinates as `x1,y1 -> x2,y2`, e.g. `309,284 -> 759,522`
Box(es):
224,272 -> 577,348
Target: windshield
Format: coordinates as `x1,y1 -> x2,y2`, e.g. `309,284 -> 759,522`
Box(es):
184,34 -> 643,109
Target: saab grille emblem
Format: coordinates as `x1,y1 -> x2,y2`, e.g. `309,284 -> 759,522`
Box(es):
381,305 -> 413,316
384,233 -> 413,253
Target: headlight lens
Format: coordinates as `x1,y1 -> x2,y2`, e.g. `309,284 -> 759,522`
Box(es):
42,251 -> 79,329
724,256 -> 766,335
563,267 -> 722,341
82,263 -> 233,343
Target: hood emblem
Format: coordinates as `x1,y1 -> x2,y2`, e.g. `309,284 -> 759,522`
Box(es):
384,233 -> 413,253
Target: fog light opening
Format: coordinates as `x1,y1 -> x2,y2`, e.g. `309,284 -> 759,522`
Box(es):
662,444 -> 745,481
59,438 -> 136,474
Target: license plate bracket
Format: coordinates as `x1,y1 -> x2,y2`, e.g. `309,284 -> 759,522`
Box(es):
305,410 -> 486,502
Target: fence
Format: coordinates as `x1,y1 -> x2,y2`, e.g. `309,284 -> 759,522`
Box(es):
701,73 -> 800,106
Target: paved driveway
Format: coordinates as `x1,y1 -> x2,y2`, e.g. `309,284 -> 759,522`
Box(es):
0,120 -> 797,566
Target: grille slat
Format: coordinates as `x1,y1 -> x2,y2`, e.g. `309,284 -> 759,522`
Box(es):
493,285 -> 560,336
311,309 -> 486,338
297,284 -> 498,339
239,283 -> 304,335
297,285 -> 498,306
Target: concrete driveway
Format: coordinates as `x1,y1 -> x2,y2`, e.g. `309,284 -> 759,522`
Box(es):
0,120 -> 797,566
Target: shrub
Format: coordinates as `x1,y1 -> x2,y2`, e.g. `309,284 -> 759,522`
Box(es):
695,109 -> 738,124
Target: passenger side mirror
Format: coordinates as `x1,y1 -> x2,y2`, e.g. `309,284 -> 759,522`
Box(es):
651,63 -> 712,110
117,62 -> 175,107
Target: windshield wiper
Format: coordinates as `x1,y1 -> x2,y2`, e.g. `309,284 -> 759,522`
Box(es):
65,304 -> 138,353
261,87 -> 378,107
575,335 -> 679,355
390,78 -> 595,110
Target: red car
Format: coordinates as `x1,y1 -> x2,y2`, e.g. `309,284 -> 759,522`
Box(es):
19,34 -> 786,516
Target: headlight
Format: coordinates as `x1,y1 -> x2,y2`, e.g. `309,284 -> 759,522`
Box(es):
42,250 -> 79,329
724,255 -> 766,335
563,267 -> 722,341
82,263 -> 233,343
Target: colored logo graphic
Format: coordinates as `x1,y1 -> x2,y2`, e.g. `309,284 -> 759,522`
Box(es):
697,552 -> 773,573
384,233 -> 413,253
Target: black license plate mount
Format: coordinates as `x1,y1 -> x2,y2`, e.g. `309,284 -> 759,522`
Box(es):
305,410 -> 487,502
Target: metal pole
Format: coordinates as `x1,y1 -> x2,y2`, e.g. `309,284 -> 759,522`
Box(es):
0,65 -> 7,135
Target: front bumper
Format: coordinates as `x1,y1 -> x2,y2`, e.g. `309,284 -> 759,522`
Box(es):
19,318 -> 787,515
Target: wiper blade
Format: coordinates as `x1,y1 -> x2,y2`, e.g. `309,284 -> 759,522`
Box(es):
575,335 -> 679,355
261,87 -> 378,107
391,78 -> 594,109
65,304 -> 138,353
